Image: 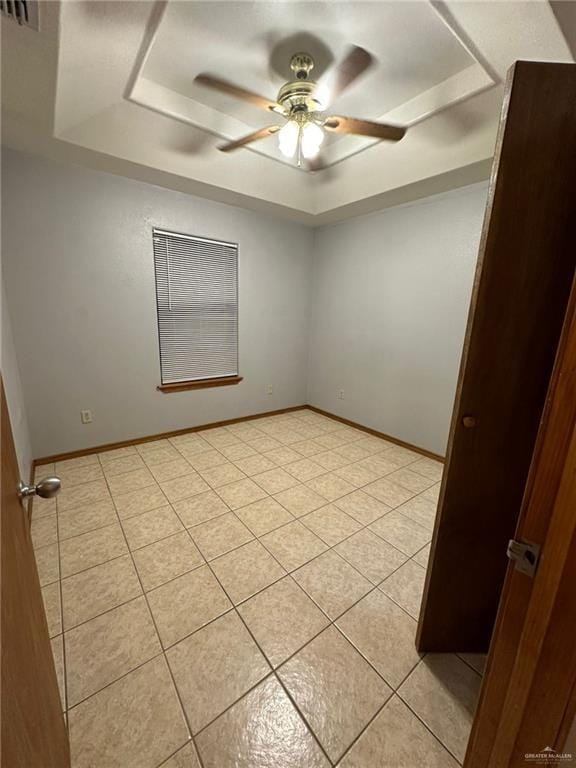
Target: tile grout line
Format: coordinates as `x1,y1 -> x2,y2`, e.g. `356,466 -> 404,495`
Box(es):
252,512 -> 430,627
52,414 -> 434,615
65,646 -> 166,711
177,415 -> 449,764
72,457 -> 205,768
171,517 -> 333,763
40,409 -> 438,476
171,508 -> 336,768
320,569 -> 470,763
167,472 -> 434,765
154,740 -> 203,768
49,420 -> 436,549
455,653 -> 485,679
61,585 -> 458,768
166,461 -> 346,747
170,514 -> 436,765
396,693 -> 467,766
188,417 -> 449,761
177,433 -> 431,569
54,452 -> 435,644
108,471 -> 207,768
46,412 -> 449,766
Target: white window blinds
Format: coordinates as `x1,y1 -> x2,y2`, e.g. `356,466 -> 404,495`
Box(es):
152,229 -> 239,384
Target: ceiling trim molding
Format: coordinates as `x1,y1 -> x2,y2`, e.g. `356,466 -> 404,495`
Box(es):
312,157 -> 493,226
124,0 -> 499,172
6,0 -> 570,221
124,0 -> 302,172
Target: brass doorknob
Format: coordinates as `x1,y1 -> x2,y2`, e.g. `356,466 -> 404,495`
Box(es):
462,416 -> 478,428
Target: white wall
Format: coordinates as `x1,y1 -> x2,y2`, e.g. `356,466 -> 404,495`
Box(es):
307,183 -> 488,456
2,284 -> 33,478
2,149 -> 313,458
2,148 -> 488,461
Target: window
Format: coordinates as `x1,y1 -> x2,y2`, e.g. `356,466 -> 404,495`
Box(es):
152,228 -> 240,391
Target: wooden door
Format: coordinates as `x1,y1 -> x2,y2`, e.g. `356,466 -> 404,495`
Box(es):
1,381 -> 70,767
465,274 -> 576,767
417,61 -> 576,651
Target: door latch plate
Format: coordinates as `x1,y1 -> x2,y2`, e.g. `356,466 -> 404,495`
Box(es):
507,539 -> 540,577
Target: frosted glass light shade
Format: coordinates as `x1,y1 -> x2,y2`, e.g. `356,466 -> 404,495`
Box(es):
301,122 -> 324,159
278,120 -> 299,158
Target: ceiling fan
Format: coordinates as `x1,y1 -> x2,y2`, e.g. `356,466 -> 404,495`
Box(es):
195,47 -> 407,170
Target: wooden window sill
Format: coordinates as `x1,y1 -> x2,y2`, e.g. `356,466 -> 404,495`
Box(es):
157,376 -> 243,393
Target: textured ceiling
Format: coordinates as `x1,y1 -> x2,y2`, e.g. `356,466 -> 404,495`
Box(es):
1,1 -> 574,223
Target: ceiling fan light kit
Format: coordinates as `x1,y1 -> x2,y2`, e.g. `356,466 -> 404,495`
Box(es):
277,54 -> 325,163
195,47 -> 407,170
278,116 -> 325,162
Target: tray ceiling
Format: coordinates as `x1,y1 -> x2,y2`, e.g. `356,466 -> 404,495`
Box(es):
1,1 -> 574,223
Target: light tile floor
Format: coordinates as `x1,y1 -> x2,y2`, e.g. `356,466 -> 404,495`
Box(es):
32,409 -> 484,767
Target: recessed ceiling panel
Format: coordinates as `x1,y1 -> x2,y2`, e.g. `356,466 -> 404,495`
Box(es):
5,0 -> 572,220
145,2 -> 474,118
137,0 -> 486,167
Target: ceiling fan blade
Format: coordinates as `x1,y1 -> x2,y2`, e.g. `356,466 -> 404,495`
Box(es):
305,155 -> 328,173
195,74 -> 280,113
218,125 -> 281,153
315,46 -> 374,108
324,116 -> 406,141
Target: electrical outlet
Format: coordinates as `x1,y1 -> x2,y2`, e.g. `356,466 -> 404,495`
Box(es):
80,409 -> 93,424
338,389 -> 345,400
267,384 -> 274,395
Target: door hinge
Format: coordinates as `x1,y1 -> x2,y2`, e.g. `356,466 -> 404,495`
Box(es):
507,539 -> 540,578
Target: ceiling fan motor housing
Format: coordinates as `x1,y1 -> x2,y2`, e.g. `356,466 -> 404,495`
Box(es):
277,53 -> 321,114
198,45 -> 406,161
